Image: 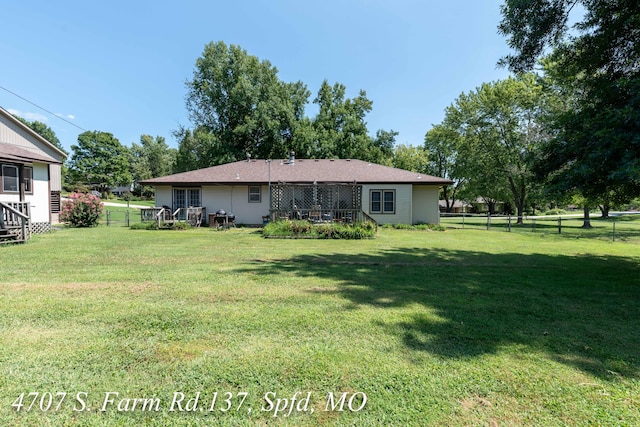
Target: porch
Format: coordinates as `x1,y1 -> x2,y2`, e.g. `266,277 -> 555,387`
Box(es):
268,183 -> 376,225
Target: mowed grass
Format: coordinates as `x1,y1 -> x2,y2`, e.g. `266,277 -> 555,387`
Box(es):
0,226 -> 639,426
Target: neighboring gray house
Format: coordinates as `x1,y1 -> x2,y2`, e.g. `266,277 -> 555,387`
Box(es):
140,154 -> 452,226
0,107 -> 67,237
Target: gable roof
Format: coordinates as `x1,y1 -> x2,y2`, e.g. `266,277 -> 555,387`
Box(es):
140,158 -> 453,186
0,107 -> 68,161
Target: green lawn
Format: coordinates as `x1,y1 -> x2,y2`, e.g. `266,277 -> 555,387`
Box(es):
1,226 -> 639,425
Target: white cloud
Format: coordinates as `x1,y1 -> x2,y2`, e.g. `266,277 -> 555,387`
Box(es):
55,113 -> 76,120
7,109 -> 48,122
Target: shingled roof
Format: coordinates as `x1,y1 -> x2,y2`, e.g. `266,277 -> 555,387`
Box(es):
139,158 -> 453,186
0,142 -> 62,164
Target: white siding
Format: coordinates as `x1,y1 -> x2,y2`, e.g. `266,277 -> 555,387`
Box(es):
23,163 -> 51,222
0,113 -> 66,162
202,185 -> 267,225
154,186 -> 172,208
412,185 -> 441,225
362,184 -> 412,225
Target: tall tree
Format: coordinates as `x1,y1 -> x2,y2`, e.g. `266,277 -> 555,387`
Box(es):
184,41 -> 310,164
499,0 -> 640,204
442,74 -> 551,222
392,144 -> 429,174
129,135 -> 176,196
424,125 -> 465,213
311,80 -> 374,159
67,131 -> 132,194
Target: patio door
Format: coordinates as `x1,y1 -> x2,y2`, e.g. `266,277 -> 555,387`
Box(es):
173,188 -> 201,219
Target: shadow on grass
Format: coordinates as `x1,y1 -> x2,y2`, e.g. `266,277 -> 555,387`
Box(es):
239,247 -> 640,379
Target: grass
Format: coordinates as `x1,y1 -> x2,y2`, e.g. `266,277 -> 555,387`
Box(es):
441,213 -> 640,243
0,226 -> 639,425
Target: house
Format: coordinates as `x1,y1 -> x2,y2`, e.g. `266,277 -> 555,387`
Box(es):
139,153 -> 453,226
0,107 -> 67,240
439,199 -> 472,214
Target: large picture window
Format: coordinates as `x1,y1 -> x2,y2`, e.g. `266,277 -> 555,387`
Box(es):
370,189 -> 395,214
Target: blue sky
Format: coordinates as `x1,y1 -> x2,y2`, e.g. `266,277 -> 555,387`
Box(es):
1,0 -> 513,153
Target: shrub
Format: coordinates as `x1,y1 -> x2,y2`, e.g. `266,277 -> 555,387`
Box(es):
60,192 -> 103,227
263,220 -> 376,239
545,208 -> 567,216
130,222 -> 159,230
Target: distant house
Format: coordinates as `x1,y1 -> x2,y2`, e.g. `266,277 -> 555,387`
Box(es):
439,199 -> 472,214
0,107 -> 67,239
139,153 -> 453,226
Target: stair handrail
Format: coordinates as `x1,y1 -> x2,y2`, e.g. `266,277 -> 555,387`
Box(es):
0,202 -> 30,242
0,202 -> 29,220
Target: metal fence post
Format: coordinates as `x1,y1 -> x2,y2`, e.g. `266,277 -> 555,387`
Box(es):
532,218 -> 536,233
106,210 -> 110,226
507,215 -> 511,232
613,221 -> 616,242
126,210 -> 130,227
558,216 -> 562,234
487,214 -> 491,230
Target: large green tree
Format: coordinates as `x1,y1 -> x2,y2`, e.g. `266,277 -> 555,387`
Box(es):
129,135 -> 176,196
67,131 -> 132,194
499,0 -> 640,204
440,74 -> 551,222
311,80 -> 374,159
184,41 -> 310,163
424,125 -> 466,213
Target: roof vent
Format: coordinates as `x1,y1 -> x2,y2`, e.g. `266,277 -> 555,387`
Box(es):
288,150 -> 295,165
246,153 -> 251,162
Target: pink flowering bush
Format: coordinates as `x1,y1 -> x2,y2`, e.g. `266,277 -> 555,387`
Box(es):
60,192 -> 104,227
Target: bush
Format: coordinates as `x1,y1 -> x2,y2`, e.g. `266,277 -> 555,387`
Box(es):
545,208 -> 567,216
130,222 -> 158,230
60,192 -> 103,227
263,220 -> 376,239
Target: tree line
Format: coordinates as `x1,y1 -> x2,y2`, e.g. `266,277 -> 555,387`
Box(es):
21,1 -> 639,218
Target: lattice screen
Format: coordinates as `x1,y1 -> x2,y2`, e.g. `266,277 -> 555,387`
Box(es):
270,183 -> 362,211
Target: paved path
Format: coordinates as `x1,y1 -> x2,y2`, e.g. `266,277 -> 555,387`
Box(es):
101,201 -> 151,209
62,197 -> 151,209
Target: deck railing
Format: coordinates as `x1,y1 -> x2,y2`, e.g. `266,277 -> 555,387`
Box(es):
0,202 -> 31,243
140,207 -> 205,227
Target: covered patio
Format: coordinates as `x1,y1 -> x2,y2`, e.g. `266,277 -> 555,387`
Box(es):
268,182 -> 373,224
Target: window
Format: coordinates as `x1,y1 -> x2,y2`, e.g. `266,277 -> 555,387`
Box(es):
248,185 -> 261,203
23,167 -> 32,194
370,190 -> 395,214
370,190 -> 381,213
383,190 -> 395,213
2,164 -> 19,192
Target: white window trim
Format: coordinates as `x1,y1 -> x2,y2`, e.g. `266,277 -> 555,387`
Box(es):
370,189 -> 395,214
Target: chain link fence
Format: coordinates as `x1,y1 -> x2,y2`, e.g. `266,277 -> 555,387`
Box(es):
100,209 -> 144,227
